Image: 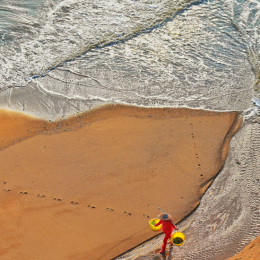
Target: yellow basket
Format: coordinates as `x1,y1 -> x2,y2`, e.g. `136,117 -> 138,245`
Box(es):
171,232 -> 185,246
149,219 -> 162,231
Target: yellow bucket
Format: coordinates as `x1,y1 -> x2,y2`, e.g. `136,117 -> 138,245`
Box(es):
149,219 -> 162,231
171,232 -> 185,246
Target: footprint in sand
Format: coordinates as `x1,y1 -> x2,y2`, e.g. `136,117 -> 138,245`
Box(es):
143,214 -> 150,218
153,254 -> 164,260
106,208 -> 114,212
88,205 -> 95,208
3,189 -> 11,192
70,201 -> 78,205
53,198 -> 62,201
124,211 -> 132,215
20,191 -> 28,194
37,194 -> 45,198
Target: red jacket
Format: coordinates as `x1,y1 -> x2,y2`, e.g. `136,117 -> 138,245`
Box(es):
155,219 -> 177,234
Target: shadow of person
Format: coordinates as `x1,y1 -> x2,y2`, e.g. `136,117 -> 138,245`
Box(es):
167,244 -> 174,260
161,252 -> 167,260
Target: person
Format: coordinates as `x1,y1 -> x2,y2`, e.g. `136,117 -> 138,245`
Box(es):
155,213 -> 177,254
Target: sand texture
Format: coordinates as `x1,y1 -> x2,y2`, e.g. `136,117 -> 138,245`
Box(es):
227,235 -> 260,260
130,116 -> 260,260
0,105 -> 239,260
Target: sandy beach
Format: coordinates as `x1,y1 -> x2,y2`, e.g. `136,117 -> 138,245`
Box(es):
0,105 -> 241,260
227,236 -> 260,260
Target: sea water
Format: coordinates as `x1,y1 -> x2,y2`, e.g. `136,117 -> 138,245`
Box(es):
0,0 -> 259,118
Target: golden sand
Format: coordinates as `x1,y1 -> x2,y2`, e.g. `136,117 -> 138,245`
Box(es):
0,105 -> 241,260
227,236 -> 260,260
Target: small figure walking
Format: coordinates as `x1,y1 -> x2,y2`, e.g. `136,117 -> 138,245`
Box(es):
155,213 -> 177,254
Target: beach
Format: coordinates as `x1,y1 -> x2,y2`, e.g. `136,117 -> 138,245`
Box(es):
227,236 -> 260,260
0,105 -> 240,260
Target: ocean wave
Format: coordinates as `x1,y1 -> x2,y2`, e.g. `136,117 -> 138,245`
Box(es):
0,0 -> 201,90
0,0 -> 259,120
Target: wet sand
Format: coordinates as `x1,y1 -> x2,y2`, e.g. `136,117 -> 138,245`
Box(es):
227,236 -> 260,260
0,105 -> 241,260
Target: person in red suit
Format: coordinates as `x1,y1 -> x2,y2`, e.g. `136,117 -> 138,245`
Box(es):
155,213 -> 178,253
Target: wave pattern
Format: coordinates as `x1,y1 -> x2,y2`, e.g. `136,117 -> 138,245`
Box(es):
170,117 -> 260,260
0,0 -> 197,90
1,0 -> 259,119
114,110 -> 260,260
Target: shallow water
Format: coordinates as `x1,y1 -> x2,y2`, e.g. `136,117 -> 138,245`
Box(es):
0,0 -> 259,118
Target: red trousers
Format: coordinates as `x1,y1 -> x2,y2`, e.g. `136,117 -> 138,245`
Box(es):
161,232 -> 172,252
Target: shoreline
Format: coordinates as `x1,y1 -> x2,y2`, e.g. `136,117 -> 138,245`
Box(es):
227,235 -> 260,260
0,104 -> 241,149
0,104 -> 241,260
